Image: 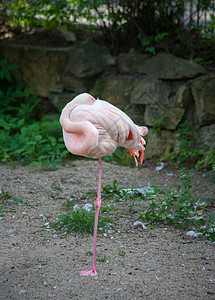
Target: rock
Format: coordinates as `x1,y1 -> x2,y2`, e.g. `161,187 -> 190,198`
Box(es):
191,74 -> 215,126
193,124 -> 215,153
130,78 -> 185,129
54,26 -> 76,42
131,78 -> 185,106
0,44 -> 69,98
118,53 -> 149,73
144,105 -> 185,130
62,70 -> 92,92
48,88 -> 77,111
91,74 -> 137,109
125,104 -> 146,125
138,53 -> 207,79
49,84 -> 64,94
174,84 -> 193,108
66,40 -> 115,78
144,129 -> 178,159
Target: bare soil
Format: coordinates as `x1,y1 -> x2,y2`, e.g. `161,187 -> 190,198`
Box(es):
0,160 -> 214,300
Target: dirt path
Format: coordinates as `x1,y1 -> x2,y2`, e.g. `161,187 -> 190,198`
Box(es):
0,160 -> 214,300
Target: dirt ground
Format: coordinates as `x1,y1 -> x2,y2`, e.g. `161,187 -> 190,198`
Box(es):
0,159 -> 214,300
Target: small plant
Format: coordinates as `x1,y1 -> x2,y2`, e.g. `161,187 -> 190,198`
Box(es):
97,255 -> 108,262
202,215 -> 215,242
152,116 -> 165,134
139,168 -> 212,236
165,121 -> 200,163
50,209 -> 96,236
138,32 -> 169,55
118,249 -> 126,256
49,207 -> 113,236
102,179 -> 121,199
196,147 -> 215,183
102,180 -> 143,213
0,189 -> 35,217
0,59 -> 69,169
0,189 -> 13,202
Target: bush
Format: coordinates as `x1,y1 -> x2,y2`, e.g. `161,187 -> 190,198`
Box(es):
0,59 -> 68,169
139,168 -> 214,240
1,1 -> 215,61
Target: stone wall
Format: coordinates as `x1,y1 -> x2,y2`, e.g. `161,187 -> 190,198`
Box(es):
1,39 -> 215,160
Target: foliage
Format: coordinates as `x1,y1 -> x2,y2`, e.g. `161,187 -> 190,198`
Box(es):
196,148 -> 215,183
96,255 -> 108,262
138,32 -> 169,55
0,188 -> 35,217
47,174 -> 214,241
1,0 -> 73,30
139,168 -> 214,240
152,116 -> 165,133
0,59 -> 68,169
49,207 -> 113,236
102,179 -> 142,214
1,1 -> 214,61
50,209 -> 96,236
203,216 -> 215,242
165,121 -> 200,163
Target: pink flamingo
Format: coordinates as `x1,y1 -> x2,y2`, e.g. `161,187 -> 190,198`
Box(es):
60,93 -> 148,276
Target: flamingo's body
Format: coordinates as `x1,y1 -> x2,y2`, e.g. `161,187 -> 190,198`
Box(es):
60,93 -> 148,276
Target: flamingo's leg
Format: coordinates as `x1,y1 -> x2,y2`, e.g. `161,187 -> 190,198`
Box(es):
80,157 -> 102,276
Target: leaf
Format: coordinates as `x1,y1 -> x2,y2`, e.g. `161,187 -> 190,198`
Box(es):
197,218 -> 205,226
161,214 -> 166,220
0,59 -> 6,66
35,135 -> 43,142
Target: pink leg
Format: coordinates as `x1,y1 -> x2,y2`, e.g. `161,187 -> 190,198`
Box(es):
80,157 -> 102,276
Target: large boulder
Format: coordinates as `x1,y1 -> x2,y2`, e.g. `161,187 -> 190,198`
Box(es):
118,53 -> 206,79
48,84 -> 77,111
54,26 -> 77,42
90,74 -> 138,109
144,129 -> 178,159
130,78 -> 187,129
0,44 -> 69,98
65,40 -> 115,78
144,105 -> 185,130
191,74 -> 215,126
62,71 -> 93,92
193,124 -> 215,153
118,53 -> 149,73
139,53 -> 206,79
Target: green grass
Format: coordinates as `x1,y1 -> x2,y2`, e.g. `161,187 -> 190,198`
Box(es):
0,188 -> 36,217
49,208 -> 113,236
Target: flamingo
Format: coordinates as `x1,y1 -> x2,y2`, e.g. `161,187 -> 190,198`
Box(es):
60,93 -> 148,276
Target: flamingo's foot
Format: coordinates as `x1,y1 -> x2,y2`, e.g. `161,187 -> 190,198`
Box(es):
80,268 -> 98,276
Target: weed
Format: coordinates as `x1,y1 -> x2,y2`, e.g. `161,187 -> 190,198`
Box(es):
102,180 -> 121,199
139,168 -> 213,240
0,189 -> 13,202
97,255 -> 108,262
0,60 -> 69,169
196,147 -> 215,183
49,208 -> 113,236
63,199 -> 76,210
0,188 -> 36,217
152,116 -> 165,134
165,121 -> 200,163
118,249 -> 126,256
203,216 -> 215,242
53,186 -> 63,192
102,180 -> 142,213
138,32 -> 169,55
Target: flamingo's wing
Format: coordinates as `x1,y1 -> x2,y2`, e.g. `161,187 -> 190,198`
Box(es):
71,100 -> 142,148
